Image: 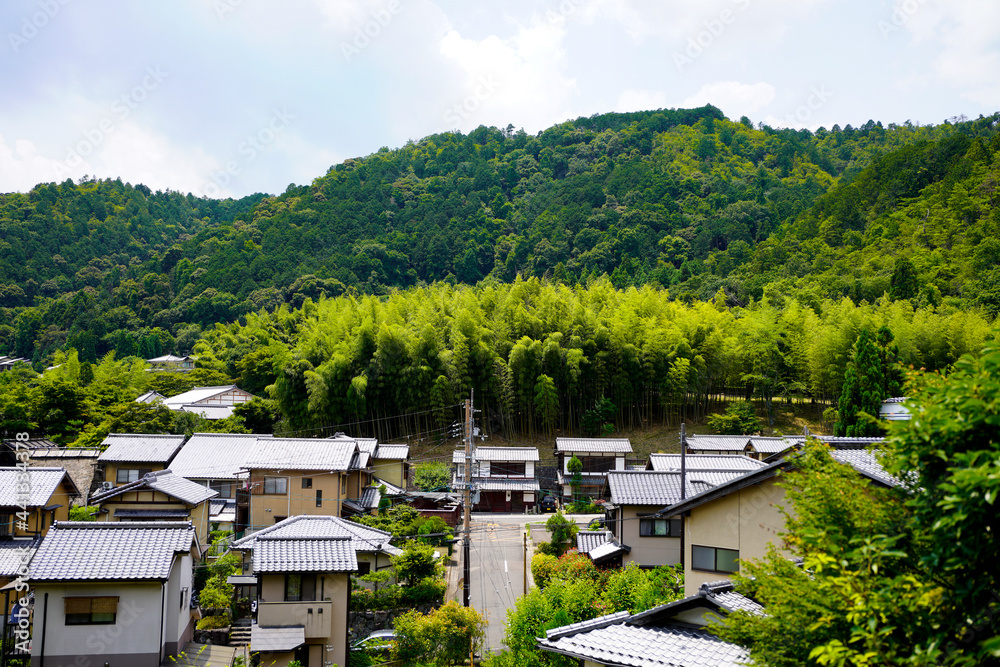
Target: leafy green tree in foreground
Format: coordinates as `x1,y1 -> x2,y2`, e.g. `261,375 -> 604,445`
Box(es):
717,341 -> 1000,666
393,600 -> 486,666
537,511 -> 578,557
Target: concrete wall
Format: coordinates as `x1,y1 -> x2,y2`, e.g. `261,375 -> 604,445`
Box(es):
683,476 -> 788,596
248,469 -> 346,529
619,505 -> 681,567
31,582 -> 166,666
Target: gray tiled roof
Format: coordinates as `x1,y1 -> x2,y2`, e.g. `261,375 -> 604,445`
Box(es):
28,522 -> 195,581
91,469 -> 218,506
685,435 -> 752,452
556,437 -> 632,454
453,446 -> 539,463
473,478 -> 540,492
169,433 -> 261,480
0,467 -> 77,507
576,530 -> 613,555
648,454 -> 768,472
0,536 -> 40,577
375,444 -> 409,460
373,477 -> 405,495
98,433 -> 186,463
233,515 -> 401,556
539,619 -> 748,666
606,471 -> 745,506
830,449 -> 902,487
698,580 -> 765,616
749,437 -> 796,454
244,438 -> 356,471
251,624 -> 305,652
361,487 -> 382,509
355,438 -> 379,455
253,536 -> 358,573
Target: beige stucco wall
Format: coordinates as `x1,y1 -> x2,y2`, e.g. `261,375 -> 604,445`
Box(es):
619,505 -> 681,567
258,572 -> 350,667
683,476 -> 788,596
103,462 -> 167,487
373,459 -> 404,488
247,470 -> 346,530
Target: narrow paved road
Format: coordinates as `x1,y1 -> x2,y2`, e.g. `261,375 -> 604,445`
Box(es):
468,515 -> 531,654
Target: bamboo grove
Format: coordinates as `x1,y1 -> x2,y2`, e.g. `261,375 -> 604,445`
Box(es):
194,277 -> 991,442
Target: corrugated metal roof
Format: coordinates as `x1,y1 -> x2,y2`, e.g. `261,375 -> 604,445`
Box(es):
98,433 -> 186,463
28,522 -> 195,581
244,438 -> 356,471
0,467 -> 76,506
648,454 -> 768,472
555,437 -> 632,453
169,432 -> 260,480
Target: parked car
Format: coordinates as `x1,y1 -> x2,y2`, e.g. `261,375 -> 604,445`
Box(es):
351,628 -> 397,658
539,495 -> 558,513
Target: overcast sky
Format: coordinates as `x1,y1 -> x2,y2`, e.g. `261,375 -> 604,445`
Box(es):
1,0 -> 997,198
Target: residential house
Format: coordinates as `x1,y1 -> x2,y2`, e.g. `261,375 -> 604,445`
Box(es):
453,446 -> 540,512
98,433 -> 186,487
536,579 -> 757,666
88,469 -> 218,546
554,438 -> 632,501
162,384 -> 256,420
146,354 -> 195,371
0,356 -> 29,372
240,437 -> 359,532
28,521 -> 200,666
658,438 -> 900,597
684,434 -> 803,460
602,465 -> 755,567
0,467 -> 79,538
231,515 -> 401,667
167,432 -> 262,533
371,442 -> 409,490
327,434 -> 383,517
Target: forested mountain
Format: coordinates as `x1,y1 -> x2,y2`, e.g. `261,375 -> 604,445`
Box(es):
3,106 -> 997,368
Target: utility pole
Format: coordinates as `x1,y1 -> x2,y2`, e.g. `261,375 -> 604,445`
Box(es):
463,393 -> 474,607
680,422 -> 687,500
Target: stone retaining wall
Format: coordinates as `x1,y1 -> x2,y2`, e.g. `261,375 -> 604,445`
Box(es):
349,602 -> 440,641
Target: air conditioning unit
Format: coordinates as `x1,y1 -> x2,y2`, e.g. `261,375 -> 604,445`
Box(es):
100,481 -> 114,492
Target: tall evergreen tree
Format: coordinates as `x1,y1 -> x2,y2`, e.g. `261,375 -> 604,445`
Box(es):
835,328 -> 889,437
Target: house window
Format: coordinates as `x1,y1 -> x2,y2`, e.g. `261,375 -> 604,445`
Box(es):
316,489 -> 323,507
341,475 -> 347,495
65,596 -> 118,625
116,468 -> 151,484
302,478 -> 313,489
580,456 -> 615,473
263,477 -> 287,494
285,573 -> 316,602
492,461 -> 526,477
639,518 -> 682,537
691,545 -> 739,573
357,561 -> 371,575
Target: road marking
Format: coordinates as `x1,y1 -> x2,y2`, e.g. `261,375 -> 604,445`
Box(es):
504,560 -> 508,573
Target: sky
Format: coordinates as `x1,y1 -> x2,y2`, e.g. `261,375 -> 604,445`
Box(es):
1,0 -> 998,199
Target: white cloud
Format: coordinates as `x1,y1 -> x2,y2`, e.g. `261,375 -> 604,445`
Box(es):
681,81 -> 776,116
616,89 -> 670,112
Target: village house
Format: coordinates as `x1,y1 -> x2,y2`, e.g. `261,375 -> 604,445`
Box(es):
27,521 -> 201,666
554,437 -> 632,501
231,515 -> 401,667
97,433 -> 186,488
162,384 -> 257,420
88,469 -> 219,547
453,446 -> 540,512
240,437 -> 359,532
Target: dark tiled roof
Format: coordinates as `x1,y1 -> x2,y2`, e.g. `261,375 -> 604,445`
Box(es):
98,433 -> 186,463
556,437 -> 632,454
606,470 -> 744,506
28,521 -> 195,581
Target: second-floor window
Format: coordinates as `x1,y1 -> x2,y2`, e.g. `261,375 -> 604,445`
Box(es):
581,456 -> 615,473
210,481 -> 234,498
116,468 -> 151,484
639,518 -> 682,537
284,573 -> 317,602
691,545 -> 739,573
491,462 -> 526,477
263,477 -> 287,494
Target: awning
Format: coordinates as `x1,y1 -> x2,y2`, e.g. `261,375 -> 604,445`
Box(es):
589,541 -> 630,564
227,575 -> 258,586
251,624 -> 305,652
